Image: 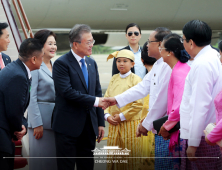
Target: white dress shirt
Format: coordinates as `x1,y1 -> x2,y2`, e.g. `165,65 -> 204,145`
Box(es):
186,60 -> 194,67
71,49 -> 99,107
180,45 -> 222,147
22,62 -> 31,79
115,57 -> 172,132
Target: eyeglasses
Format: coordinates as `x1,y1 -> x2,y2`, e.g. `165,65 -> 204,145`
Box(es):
180,38 -> 188,43
158,47 -> 167,53
127,31 -> 140,36
75,39 -> 95,46
147,39 -> 160,44
86,39 -> 95,45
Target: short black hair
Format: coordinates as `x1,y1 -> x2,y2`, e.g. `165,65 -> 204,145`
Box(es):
141,42 -> 157,65
34,29 -> 56,45
0,22 -> 8,37
154,27 -> 171,41
19,38 -> 43,62
163,33 -> 190,63
125,23 -> 141,34
218,40 -> 222,52
183,20 -> 212,47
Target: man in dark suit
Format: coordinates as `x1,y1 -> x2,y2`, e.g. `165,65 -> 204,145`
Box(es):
0,22 -> 11,70
0,22 -> 27,143
0,38 -> 44,170
52,24 -> 107,170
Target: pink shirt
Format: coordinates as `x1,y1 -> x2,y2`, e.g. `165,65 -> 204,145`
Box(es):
163,61 -> 190,128
207,89 -> 222,143
163,61 -> 190,152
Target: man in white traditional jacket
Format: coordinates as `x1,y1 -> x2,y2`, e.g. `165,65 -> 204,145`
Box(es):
179,20 -> 222,170
104,27 -> 173,169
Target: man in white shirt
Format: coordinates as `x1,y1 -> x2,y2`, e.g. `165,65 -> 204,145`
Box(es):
180,20 -> 222,169
0,22 -> 11,70
104,27 -> 173,169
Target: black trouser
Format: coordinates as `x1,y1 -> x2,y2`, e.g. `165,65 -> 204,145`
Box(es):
55,114 -> 96,170
0,152 -> 14,170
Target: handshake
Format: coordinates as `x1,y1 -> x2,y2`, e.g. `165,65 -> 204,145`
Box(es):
98,97 -> 117,110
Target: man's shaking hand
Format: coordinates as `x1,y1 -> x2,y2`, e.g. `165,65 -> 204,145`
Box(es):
102,97 -> 117,109
98,98 -> 110,110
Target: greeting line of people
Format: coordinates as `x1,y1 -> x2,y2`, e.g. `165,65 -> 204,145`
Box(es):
104,20 -> 222,170
0,19 -> 222,170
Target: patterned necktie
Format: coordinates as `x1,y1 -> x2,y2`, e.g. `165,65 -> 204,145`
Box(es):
80,58 -> 88,88
0,54 -> 5,70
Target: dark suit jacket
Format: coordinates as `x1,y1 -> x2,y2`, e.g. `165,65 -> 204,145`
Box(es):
52,50 -> 105,137
1,53 -> 11,69
112,46 -> 147,76
0,59 -> 29,154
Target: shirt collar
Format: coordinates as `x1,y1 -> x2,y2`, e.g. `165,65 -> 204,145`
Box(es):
71,49 -> 85,62
22,62 -> 31,79
155,57 -> 163,65
194,45 -> 211,60
129,45 -> 141,53
120,70 -> 131,78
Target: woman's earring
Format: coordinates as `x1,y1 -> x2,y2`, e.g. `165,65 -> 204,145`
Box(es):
167,52 -> 171,56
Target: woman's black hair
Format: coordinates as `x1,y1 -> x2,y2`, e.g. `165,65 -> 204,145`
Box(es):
218,40 -> 222,52
125,23 -> 141,34
163,33 -> 190,63
141,42 -> 157,65
34,29 -> 56,45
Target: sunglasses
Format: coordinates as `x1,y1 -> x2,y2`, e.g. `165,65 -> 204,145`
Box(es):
127,31 -> 140,36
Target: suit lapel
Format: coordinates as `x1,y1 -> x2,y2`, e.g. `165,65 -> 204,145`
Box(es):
16,59 -> 31,109
68,51 -> 88,91
16,59 -> 29,81
41,62 -> 52,78
126,46 -> 130,50
2,53 -> 9,65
